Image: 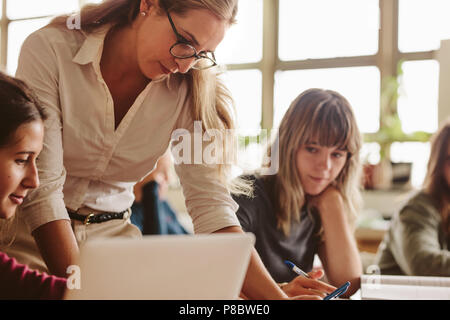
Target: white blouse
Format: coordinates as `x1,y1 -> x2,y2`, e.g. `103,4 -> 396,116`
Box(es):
16,25 -> 240,234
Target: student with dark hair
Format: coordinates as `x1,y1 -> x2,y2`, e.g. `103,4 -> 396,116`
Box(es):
375,119 -> 450,276
0,71 -> 66,299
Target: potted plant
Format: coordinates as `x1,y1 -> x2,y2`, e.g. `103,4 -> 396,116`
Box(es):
363,61 -> 431,189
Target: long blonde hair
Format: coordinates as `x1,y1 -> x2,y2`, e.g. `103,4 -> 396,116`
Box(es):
266,88 -> 363,236
423,119 -> 450,235
48,0 -> 248,194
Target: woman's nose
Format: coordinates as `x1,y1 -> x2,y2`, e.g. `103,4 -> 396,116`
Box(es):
317,154 -> 332,170
175,57 -> 196,73
23,162 -> 40,189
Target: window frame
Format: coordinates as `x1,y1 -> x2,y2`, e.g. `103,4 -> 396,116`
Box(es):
0,0 -> 444,135
225,0 -> 441,139
0,0 -> 87,68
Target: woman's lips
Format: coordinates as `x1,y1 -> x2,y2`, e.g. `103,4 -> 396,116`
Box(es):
160,63 -> 171,74
309,176 -> 328,184
9,194 -> 24,205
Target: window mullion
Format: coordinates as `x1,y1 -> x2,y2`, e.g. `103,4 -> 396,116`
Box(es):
377,0 -> 399,137
378,0 -> 399,83
277,55 -> 378,71
437,40 -> 450,124
261,0 -> 278,131
1,0 -> 8,69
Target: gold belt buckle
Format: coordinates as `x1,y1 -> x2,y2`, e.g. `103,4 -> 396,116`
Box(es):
84,213 -> 95,225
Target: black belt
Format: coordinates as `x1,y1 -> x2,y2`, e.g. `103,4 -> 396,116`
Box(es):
67,209 -> 128,225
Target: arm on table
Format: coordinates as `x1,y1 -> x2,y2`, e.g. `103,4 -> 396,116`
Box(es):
0,251 -> 67,299
214,225 -> 322,300
314,186 -> 362,297
32,220 -> 79,278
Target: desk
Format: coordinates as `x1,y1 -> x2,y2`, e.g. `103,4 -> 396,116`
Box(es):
355,227 -> 386,253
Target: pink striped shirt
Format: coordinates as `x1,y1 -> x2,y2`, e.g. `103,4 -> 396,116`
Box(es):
0,251 -> 66,299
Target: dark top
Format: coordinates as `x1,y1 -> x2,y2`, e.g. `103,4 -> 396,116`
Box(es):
0,251 -> 66,299
232,175 -> 322,283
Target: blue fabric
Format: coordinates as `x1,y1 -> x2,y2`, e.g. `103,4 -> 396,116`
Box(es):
131,181 -> 189,235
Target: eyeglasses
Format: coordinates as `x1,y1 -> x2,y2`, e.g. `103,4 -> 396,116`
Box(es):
166,11 -> 218,70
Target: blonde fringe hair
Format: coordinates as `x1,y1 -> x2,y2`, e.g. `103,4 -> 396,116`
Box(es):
423,118 -> 450,235
265,88 -> 363,236
47,0 -> 251,195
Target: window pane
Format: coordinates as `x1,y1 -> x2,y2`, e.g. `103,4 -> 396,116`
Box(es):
279,0 -> 379,60
398,60 -> 439,133
7,0 -> 79,19
220,70 -> 264,176
216,0 -> 263,64
220,69 -> 262,136
234,141 -> 267,177
399,0 -> 450,53
390,142 -> 430,188
8,18 -> 52,75
361,142 -> 381,165
80,0 -> 103,6
274,67 -> 380,133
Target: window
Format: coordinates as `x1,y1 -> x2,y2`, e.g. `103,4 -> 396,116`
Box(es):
398,0 -> 450,53
220,69 -> 262,136
273,66 -> 380,133
7,17 -> 52,74
217,0 -> 446,188
6,0 -> 79,20
278,0 -> 379,60
1,0 -> 101,75
1,0 -> 446,188
398,60 -> 439,133
390,142 -> 431,188
215,0 -> 263,65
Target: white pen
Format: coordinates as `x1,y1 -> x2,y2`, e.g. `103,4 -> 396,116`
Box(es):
284,260 -> 311,278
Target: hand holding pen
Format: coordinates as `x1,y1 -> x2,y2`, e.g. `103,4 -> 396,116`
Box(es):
281,260 -> 336,298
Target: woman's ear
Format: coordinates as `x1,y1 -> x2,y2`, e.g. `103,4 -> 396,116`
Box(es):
140,0 -> 158,14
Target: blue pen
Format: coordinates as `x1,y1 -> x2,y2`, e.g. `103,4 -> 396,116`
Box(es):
323,281 -> 350,300
284,260 -> 311,278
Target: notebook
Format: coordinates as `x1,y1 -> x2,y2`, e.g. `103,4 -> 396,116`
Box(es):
360,274 -> 450,300
64,233 -> 255,300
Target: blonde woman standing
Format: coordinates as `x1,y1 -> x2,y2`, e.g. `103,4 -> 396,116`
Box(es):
233,89 -> 363,297
5,0 -> 323,299
375,120 -> 450,276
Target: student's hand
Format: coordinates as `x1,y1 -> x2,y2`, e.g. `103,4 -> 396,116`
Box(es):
280,271 -> 336,298
239,291 -> 323,300
309,185 -> 343,216
289,294 -> 323,300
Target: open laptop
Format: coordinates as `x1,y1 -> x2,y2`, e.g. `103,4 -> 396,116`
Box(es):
64,233 -> 255,300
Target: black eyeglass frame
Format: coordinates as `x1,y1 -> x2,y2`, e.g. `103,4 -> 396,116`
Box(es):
166,11 -> 218,70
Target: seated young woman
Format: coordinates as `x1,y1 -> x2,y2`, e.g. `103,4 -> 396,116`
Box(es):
0,72 -> 66,299
233,88 -> 363,297
375,119 -> 450,276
